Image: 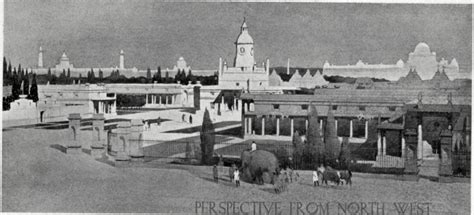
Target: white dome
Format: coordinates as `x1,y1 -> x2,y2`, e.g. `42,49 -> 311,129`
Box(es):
414,42 -> 431,54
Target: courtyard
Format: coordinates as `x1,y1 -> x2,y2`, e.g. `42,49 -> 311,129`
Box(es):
2,125 -> 470,214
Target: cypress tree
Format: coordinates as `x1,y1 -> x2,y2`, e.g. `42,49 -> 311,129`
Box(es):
12,70 -> 21,99
3,57 -> 7,85
29,73 -> 39,102
23,75 -> 29,95
200,108 -> 215,165
307,104 -> 324,166
157,66 -> 162,83
324,105 -> 340,166
99,69 -> 103,81
7,60 -> 12,85
90,69 -> 95,83
146,67 -> 151,81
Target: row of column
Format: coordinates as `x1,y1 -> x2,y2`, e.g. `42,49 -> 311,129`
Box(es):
244,117 -> 369,138
145,94 -> 176,105
377,130 -> 406,158
97,101 -> 115,115
220,98 -> 239,111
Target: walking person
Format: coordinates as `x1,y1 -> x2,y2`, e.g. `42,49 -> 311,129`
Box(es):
313,170 -> 319,186
213,165 -> 219,183
234,169 -> 240,187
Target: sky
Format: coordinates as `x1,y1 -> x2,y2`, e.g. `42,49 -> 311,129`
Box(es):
3,1 -> 472,73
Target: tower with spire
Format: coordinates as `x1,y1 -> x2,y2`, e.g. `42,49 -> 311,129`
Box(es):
119,50 -> 124,69
234,18 -> 255,68
38,46 -> 43,68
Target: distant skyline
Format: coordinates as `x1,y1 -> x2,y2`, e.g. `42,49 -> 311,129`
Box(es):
4,1 -> 472,73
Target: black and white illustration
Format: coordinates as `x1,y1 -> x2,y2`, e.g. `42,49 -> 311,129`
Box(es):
2,1 -> 471,214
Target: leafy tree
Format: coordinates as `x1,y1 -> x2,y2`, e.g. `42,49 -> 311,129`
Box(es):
200,108 -> 215,165
306,104 -> 324,166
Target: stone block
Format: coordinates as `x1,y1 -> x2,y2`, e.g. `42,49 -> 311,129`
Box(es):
66,146 -> 82,154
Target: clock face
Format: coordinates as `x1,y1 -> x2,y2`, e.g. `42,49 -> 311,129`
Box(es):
240,47 -> 245,55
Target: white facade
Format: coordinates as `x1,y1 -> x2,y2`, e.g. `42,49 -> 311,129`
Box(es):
323,42 -> 468,81
218,20 -> 270,91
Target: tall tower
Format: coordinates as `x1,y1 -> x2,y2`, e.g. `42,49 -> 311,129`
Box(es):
119,49 -> 124,69
234,19 -> 255,68
38,46 -> 43,68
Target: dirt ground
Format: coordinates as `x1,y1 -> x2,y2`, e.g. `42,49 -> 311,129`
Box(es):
2,128 -> 470,214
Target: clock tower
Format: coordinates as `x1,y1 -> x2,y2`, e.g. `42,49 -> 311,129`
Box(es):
234,19 -> 255,68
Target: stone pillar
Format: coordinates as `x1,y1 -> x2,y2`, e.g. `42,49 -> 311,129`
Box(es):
439,130 -> 453,177
244,102 -> 248,112
290,118 -> 294,137
244,118 -> 248,135
401,135 -> 406,158
67,113 -> 82,154
130,119 -> 145,162
305,119 -> 308,131
276,118 -> 280,136
365,121 -> 369,139
377,130 -> 382,157
249,117 -> 253,135
112,100 -> 117,114
115,121 -> 132,166
349,120 -> 353,138
221,97 -> 225,111
382,133 -> 387,156
158,95 -> 161,105
403,129 -> 419,176
145,94 -> 148,104
91,114 -> 105,158
261,117 -> 265,136
233,98 -> 237,111
335,119 -> 338,136
417,124 -> 423,160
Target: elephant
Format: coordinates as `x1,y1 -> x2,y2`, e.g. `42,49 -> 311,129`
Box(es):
241,150 -> 279,185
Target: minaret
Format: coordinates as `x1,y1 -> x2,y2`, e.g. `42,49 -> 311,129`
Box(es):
38,46 -> 43,68
119,50 -> 124,69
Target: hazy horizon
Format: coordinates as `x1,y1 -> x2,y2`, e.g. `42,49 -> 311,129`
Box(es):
4,1 -> 472,73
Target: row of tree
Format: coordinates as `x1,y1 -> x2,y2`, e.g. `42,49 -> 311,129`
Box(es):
291,104 -> 351,170
37,66 -> 218,85
3,58 -> 39,110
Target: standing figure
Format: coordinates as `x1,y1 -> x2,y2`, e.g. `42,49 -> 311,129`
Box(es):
229,164 -> 235,182
234,169 -> 240,187
313,170 -> 319,186
251,141 -> 257,151
189,115 -> 193,124
213,165 -> 218,183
